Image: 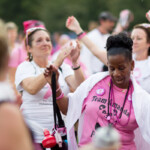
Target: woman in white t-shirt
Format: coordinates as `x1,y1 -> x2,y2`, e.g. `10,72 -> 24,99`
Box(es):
131,23 -> 150,94
15,27 -> 85,149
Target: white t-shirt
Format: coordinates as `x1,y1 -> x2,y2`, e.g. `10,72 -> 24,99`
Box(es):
133,56 -> 150,94
0,81 -> 16,102
80,28 -> 110,75
15,60 -> 73,143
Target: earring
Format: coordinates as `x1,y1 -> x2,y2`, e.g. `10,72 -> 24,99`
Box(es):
28,52 -> 33,61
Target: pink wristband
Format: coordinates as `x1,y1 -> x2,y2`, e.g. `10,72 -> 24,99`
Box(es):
77,32 -> 86,39
56,86 -> 60,92
56,92 -> 64,100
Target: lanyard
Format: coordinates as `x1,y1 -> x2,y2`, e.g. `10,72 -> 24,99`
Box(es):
107,79 -> 131,126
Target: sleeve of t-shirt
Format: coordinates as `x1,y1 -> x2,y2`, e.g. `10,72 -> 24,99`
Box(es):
8,48 -> 20,68
15,61 -> 36,92
60,63 -> 74,79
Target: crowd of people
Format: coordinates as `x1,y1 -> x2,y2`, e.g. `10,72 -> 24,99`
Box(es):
0,8 -> 150,150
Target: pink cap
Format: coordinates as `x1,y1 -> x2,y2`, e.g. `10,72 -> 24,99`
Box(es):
23,20 -> 45,34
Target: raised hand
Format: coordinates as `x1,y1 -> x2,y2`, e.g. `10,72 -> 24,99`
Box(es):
66,16 -> 83,34
44,65 -> 59,85
118,9 -> 134,29
70,40 -> 81,64
54,41 -> 74,67
146,10 -> 150,22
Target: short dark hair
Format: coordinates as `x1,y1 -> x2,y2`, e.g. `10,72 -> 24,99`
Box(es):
99,11 -> 117,22
106,33 -> 133,61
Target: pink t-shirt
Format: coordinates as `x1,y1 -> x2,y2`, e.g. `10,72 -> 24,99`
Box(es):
9,44 -> 27,68
78,76 -> 138,150
9,43 -> 52,68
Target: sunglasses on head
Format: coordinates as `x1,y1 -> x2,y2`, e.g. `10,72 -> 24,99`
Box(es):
25,27 -> 46,46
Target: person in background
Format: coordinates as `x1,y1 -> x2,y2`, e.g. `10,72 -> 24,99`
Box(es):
88,21 -> 99,32
80,11 -> 117,75
51,32 -> 61,55
131,23 -> 150,94
113,9 -> 134,35
6,22 -> 20,84
0,21 -> 34,150
5,22 -> 19,53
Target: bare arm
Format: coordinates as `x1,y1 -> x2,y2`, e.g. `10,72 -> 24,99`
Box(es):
65,41 -> 85,91
0,103 -> 33,150
53,40 -> 85,91
66,16 -> 107,66
44,65 -> 68,114
21,73 -> 47,95
65,67 -> 84,92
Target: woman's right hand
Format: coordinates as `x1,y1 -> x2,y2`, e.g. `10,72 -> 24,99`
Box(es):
44,65 -> 59,86
66,16 -> 83,34
54,41 -> 74,68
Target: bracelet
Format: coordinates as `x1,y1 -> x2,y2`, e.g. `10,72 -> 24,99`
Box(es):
56,92 -> 64,100
77,32 -> 86,40
77,31 -> 84,36
72,65 -> 80,70
56,86 -> 61,92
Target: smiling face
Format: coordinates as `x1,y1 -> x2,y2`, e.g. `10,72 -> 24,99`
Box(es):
131,28 -> 150,54
107,54 -> 134,89
28,30 -> 52,59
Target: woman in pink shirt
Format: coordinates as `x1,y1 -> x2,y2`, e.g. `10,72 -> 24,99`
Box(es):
45,32 -> 137,150
44,19 -> 150,149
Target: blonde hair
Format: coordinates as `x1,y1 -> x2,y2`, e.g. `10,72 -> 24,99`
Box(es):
5,22 -> 18,31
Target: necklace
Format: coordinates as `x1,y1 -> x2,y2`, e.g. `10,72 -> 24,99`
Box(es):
107,79 -> 132,126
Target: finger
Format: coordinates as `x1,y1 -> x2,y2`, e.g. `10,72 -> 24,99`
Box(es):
67,17 -> 72,26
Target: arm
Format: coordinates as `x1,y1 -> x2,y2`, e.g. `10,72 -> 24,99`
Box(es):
53,40 -> 85,91
113,9 -> 134,34
15,62 -> 48,95
65,41 -> 85,91
21,73 -> 47,95
66,16 -> 107,66
53,42 -> 74,68
0,103 -> 33,150
44,65 -> 68,114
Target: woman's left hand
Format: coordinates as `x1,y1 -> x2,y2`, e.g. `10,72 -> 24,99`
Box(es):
54,42 -> 74,68
44,65 -> 60,86
70,40 -> 81,64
